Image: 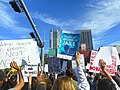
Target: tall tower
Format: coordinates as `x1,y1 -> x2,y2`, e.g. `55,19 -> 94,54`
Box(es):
80,30 -> 93,50
50,29 -> 60,49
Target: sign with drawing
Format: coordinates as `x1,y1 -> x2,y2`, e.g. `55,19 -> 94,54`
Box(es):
57,31 -> 80,60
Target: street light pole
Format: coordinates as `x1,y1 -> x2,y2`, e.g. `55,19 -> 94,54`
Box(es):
19,0 -> 43,47
12,0 -> 44,68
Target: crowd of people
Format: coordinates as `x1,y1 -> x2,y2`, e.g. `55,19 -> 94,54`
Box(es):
0,52 -> 120,90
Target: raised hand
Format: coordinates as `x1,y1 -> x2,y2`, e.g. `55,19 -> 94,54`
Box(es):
99,59 -> 106,70
10,61 -> 22,71
75,52 -> 81,66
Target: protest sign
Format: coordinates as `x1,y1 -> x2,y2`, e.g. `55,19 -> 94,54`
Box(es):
89,50 -> 99,73
48,56 -> 61,74
112,47 -> 120,65
90,49 -> 117,76
57,31 -> 80,60
72,54 -> 85,69
45,64 -> 48,72
62,61 -> 67,72
0,39 -> 40,69
93,47 -> 112,66
24,65 -> 38,77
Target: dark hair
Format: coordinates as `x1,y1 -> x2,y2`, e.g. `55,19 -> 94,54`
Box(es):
66,68 -> 75,78
36,83 -> 46,90
97,79 -> 117,90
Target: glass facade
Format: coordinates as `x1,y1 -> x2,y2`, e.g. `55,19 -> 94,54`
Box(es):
50,29 -> 60,49
80,30 -> 93,50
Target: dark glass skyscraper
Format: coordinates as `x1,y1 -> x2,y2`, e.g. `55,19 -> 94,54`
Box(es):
80,30 -> 93,50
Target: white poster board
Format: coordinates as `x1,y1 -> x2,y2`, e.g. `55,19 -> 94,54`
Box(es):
0,39 -> 40,69
89,50 -> 99,72
45,64 -> 48,72
24,65 -> 38,77
112,47 -> 120,65
89,49 -> 117,76
93,47 -> 112,66
72,54 -> 85,69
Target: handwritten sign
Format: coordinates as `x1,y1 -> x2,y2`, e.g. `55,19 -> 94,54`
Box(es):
89,50 -> 99,73
57,31 -> 80,60
89,49 -> 117,76
24,65 -> 38,77
93,47 -> 112,66
72,54 -> 85,69
112,47 -> 120,65
0,39 -> 40,69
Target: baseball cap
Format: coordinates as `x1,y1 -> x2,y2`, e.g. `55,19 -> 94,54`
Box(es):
0,70 -> 7,81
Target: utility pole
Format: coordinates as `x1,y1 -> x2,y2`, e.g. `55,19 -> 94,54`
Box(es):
9,0 -> 44,69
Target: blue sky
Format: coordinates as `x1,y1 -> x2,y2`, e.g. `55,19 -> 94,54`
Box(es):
0,0 -> 120,53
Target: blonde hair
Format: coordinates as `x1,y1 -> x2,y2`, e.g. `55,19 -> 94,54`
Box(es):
51,75 -> 75,90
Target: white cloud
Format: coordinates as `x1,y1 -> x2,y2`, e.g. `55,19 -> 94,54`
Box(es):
33,0 -> 120,49
33,12 -> 71,29
81,0 -> 120,35
0,1 -> 31,39
0,1 -> 17,28
109,41 -> 120,46
33,0 -> 120,35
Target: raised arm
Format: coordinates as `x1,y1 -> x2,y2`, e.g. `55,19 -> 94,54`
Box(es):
75,52 -> 90,90
10,61 -> 24,90
99,59 -> 120,90
99,59 -> 112,80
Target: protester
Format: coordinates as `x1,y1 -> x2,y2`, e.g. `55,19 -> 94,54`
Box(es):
87,72 -> 96,90
112,71 -> 120,87
0,70 -> 8,90
96,59 -> 120,90
75,52 -> 90,90
66,67 -> 78,90
36,71 -> 47,90
51,52 -> 90,90
31,64 -> 47,90
0,61 -> 24,90
51,75 -> 75,90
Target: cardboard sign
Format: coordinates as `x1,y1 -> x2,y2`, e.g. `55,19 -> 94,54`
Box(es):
0,39 -> 40,69
57,31 -> 80,60
72,54 -> 85,69
48,56 -> 61,74
24,65 -> 38,77
112,47 -> 120,65
93,47 -> 112,66
89,49 -> 117,76
89,50 -> 99,73
44,64 -> 48,72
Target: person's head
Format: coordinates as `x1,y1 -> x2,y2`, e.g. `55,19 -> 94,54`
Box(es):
36,82 -> 46,90
66,68 -> 75,78
51,75 -> 75,90
9,74 -> 17,87
0,70 -> 7,86
96,78 -> 117,90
